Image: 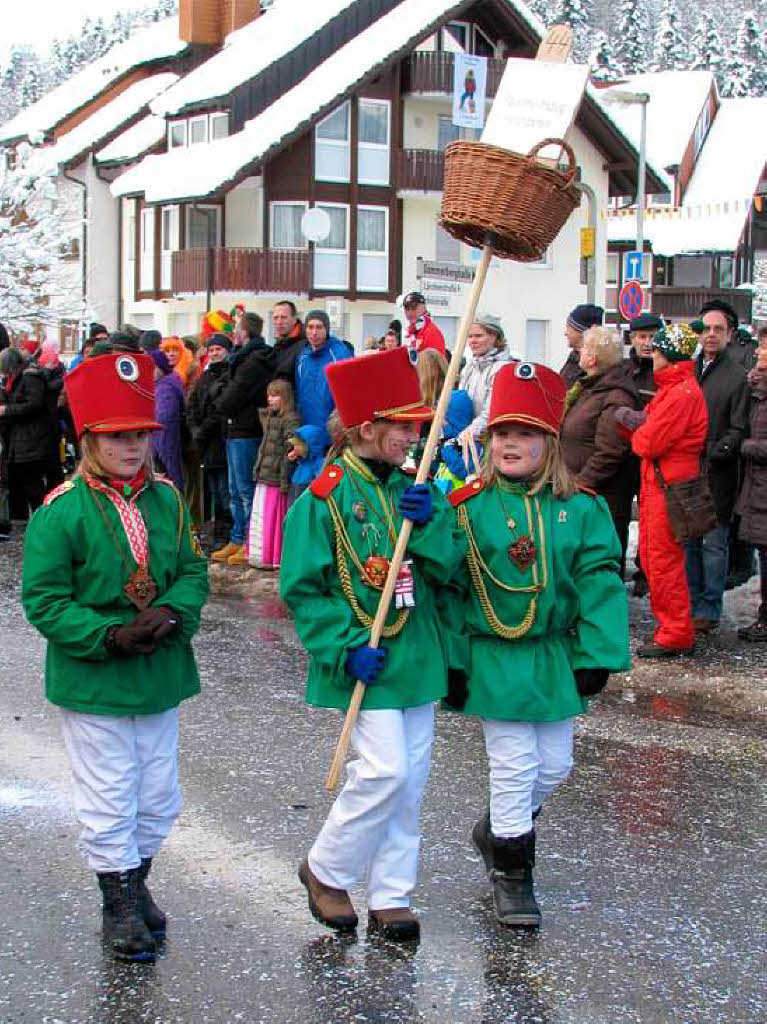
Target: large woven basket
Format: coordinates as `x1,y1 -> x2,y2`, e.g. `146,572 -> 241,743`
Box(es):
441,138 -> 581,262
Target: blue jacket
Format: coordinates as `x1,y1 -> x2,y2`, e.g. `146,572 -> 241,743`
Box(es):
294,336 -> 353,446
290,425 -> 327,488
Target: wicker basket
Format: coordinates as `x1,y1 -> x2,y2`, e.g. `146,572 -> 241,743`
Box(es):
440,138 -> 581,262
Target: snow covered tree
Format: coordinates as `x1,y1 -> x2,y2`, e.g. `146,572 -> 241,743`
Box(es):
19,60 -> 43,110
614,0 -> 650,75
589,31 -> 624,82
651,0 -> 686,71
0,145 -> 86,333
734,12 -> 767,95
555,0 -> 593,61
690,14 -> 725,82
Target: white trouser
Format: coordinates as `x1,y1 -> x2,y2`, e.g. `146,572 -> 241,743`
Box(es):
309,703 -> 434,910
481,717 -> 574,839
60,708 -> 182,873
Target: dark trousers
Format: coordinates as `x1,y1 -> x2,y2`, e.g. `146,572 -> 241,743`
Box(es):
613,515 -> 630,580
758,547 -> 767,622
9,461 -> 51,518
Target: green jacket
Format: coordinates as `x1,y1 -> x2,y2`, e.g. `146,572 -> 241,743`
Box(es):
448,479 -> 630,721
22,475 -> 209,716
279,452 -> 466,711
254,408 -> 301,491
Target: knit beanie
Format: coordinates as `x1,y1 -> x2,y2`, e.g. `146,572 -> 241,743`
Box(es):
305,309 -> 330,334
139,329 -> 162,352
149,348 -> 172,375
567,304 -> 604,333
652,322 -> 698,363
205,331 -> 232,351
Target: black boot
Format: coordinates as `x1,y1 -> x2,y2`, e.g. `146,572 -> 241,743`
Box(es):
472,809 -> 493,874
136,858 -> 167,938
489,830 -> 541,928
97,869 -> 156,962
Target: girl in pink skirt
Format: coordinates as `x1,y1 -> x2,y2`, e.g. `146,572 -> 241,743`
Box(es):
248,379 -> 301,568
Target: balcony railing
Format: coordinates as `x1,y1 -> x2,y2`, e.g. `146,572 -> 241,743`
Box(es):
172,248 -> 310,295
402,52 -> 506,97
396,149 -> 445,192
651,286 -> 752,322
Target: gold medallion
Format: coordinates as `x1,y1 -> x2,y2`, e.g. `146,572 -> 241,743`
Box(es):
362,556 -> 390,589
124,565 -> 157,610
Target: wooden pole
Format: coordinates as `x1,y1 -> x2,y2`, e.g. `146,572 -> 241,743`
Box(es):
324,242 -> 494,791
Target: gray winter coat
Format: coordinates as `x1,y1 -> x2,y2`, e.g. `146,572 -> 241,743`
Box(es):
459,346 -> 517,437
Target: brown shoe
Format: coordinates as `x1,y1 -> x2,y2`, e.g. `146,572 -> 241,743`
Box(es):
298,859 -> 357,932
212,542 -> 239,562
368,908 -> 420,942
637,641 -> 694,659
227,548 -> 249,566
693,617 -> 718,634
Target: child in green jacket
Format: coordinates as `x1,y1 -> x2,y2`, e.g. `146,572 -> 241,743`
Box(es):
22,351 -> 208,964
447,361 -> 630,927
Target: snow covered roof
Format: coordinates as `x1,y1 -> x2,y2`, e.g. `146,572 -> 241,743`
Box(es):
151,0 -> 364,117
95,115 -> 167,165
608,97 -> 767,255
114,0 -> 475,202
34,74 -> 179,173
601,70 -> 714,178
0,19 -> 188,145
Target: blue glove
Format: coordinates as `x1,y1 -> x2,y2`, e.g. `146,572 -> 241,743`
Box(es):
398,484 -> 433,525
346,645 -> 388,685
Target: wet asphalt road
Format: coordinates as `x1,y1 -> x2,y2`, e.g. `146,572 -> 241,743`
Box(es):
0,534 -> 765,1024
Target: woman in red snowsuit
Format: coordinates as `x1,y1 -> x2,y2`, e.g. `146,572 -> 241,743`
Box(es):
616,324 -> 708,656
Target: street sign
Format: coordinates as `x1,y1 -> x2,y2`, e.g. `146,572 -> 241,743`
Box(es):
580,227 -> 595,258
619,279 -> 644,320
623,250 -> 647,282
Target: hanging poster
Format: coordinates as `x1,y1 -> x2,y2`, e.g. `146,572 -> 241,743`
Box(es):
452,53 -> 488,131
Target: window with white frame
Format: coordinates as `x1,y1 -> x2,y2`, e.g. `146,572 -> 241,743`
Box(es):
527,246 -> 552,269
209,112 -> 228,140
357,206 -> 388,291
436,224 -> 460,263
606,252 -> 619,285
139,207 -> 155,291
358,100 -> 390,185
437,115 -> 460,153
270,202 -> 308,249
315,103 -> 350,182
127,204 -> 137,297
168,120 -> 186,149
694,103 -> 710,158
525,320 -> 548,363
314,204 -> 348,289
160,205 -> 180,290
186,205 -> 221,249
189,115 -> 208,146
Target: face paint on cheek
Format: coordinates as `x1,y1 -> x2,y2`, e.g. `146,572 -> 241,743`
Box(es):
529,441 -> 543,460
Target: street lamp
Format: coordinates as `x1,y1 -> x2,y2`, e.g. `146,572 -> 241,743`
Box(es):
602,88 -> 650,262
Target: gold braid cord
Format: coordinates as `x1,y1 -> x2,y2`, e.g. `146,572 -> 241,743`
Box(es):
457,504 -> 540,640
327,496 -> 409,639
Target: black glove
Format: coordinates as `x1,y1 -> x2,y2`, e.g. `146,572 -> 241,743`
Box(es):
132,605 -> 182,642
444,668 -> 468,710
574,668 -> 610,697
105,621 -> 158,657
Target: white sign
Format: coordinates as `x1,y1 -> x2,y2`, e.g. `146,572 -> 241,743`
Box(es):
481,58 -> 589,156
452,53 -> 488,131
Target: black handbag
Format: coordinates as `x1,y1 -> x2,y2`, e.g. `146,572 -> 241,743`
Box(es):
653,461 -> 718,544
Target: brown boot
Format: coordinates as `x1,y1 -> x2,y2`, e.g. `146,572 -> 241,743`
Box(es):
298,859 -> 358,932
212,541 -> 240,562
368,908 -> 420,942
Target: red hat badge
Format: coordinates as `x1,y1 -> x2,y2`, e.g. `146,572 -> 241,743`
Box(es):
325,347 -> 434,427
488,362 -> 566,435
64,353 -> 162,438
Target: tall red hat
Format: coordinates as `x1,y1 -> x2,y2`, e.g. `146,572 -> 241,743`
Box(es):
488,362 -> 566,435
64,353 -> 162,438
325,347 -> 433,427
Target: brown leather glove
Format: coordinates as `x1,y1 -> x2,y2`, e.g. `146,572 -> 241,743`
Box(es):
131,605 -> 182,642
105,621 -> 158,657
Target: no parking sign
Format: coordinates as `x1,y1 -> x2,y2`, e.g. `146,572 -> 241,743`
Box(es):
619,279 -> 643,320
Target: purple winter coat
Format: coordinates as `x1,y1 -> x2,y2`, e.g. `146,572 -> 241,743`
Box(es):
151,371 -> 184,489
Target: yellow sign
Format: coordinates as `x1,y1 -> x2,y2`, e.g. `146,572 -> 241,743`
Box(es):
580,227 -> 595,258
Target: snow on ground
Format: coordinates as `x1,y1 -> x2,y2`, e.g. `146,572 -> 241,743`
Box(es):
95,114 -> 167,165
0,18 -> 187,145
32,74 -> 178,173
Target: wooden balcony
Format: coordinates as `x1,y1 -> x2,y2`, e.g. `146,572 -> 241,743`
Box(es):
172,248 -> 310,295
396,149 -> 444,192
651,286 -> 752,322
402,52 -> 506,97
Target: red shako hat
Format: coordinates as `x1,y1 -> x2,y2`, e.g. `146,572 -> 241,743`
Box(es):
64,352 -> 162,438
325,347 -> 434,427
488,362 -> 566,435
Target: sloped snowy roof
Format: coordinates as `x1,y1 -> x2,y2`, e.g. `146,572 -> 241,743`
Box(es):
602,70 -> 714,177
95,115 -> 167,165
33,73 -> 178,172
608,97 -> 767,254
0,19 -> 188,145
115,0 -> 475,202
152,0 -> 365,117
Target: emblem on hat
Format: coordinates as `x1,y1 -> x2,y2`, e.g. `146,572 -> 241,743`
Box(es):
115,355 -> 140,382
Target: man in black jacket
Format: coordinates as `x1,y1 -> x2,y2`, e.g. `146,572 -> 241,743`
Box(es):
686,302 -> 750,632
271,300 -> 306,384
212,312 -> 274,565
